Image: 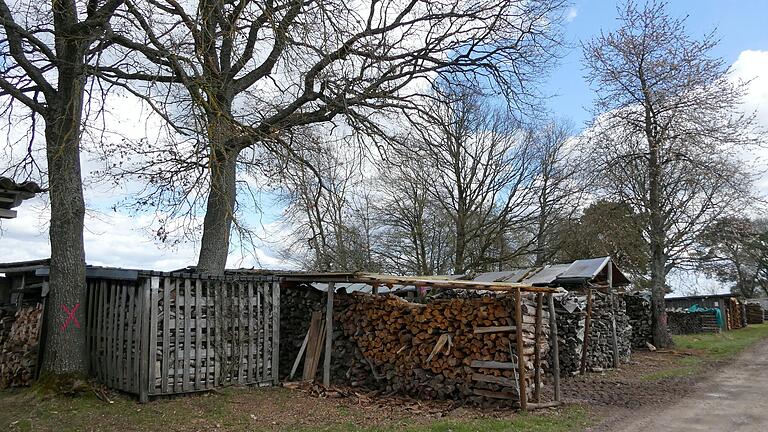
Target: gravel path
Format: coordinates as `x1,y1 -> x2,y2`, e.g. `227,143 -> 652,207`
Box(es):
613,338 -> 768,432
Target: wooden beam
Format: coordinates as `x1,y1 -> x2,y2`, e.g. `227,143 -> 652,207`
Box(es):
609,261 -> 620,369
580,289 -> 593,375
533,293 -> 543,403
548,293 -> 561,402
323,282 -> 335,386
514,287 -> 527,411
473,326 -> 516,334
0,208 -> 17,219
470,360 -> 518,369
289,328 -> 311,380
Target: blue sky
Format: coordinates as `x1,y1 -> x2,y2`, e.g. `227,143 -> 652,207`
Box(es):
543,0 -> 768,128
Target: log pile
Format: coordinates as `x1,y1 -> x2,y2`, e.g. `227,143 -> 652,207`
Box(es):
727,298 -> 745,330
332,292 -> 550,406
667,310 -> 720,334
552,291 -> 631,374
279,285 -> 325,379
746,303 -> 764,324
623,293 -> 653,348
0,304 -> 43,388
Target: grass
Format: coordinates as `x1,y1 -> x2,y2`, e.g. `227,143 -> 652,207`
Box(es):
641,323 -> 768,381
0,385 -> 591,432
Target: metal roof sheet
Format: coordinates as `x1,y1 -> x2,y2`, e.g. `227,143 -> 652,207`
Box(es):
521,264 -> 571,285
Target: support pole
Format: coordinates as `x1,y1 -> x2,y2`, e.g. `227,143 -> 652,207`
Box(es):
372,283 -> 379,295
548,293 -> 561,402
533,293 -> 543,402
514,288 -> 527,411
323,282 -> 335,386
580,288 -> 593,375
609,261 -> 620,368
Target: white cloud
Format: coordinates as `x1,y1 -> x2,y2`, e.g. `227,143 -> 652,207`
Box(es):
729,50 -> 768,194
565,7 -> 578,23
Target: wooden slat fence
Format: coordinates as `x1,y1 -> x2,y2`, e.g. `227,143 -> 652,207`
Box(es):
86,273 -> 280,401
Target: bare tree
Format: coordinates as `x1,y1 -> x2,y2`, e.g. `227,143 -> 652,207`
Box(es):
97,0 -> 567,273
1,0 -> 123,376
582,1 -> 763,347
375,150 -> 453,275
527,119 -> 588,265
411,86 -> 539,274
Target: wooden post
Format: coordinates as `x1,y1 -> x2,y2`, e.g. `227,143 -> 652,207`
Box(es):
139,278 -> 151,403
372,283 -> 379,296
271,280 -> 281,385
323,282 -> 335,386
514,288 -> 527,410
548,293 -> 561,402
609,261 -> 620,369
533,293 -> 543,402
580,288 -> 593,375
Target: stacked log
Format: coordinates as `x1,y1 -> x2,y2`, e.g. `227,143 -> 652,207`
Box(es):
667,309 -> 720,334
746,303 -> 764,324
623,293 -> 653,348
279,284 -> 325,379
727,298 -> 745,330
333,292 -> 549,406
552,291 -> 631,374
0,304 -> 43,388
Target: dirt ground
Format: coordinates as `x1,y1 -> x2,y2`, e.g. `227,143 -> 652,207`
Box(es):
605,337 -> 768,432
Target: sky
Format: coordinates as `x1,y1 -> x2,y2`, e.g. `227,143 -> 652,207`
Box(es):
2,1 -> 768,293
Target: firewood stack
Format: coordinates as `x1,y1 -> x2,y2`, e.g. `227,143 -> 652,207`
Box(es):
587,293 -> 632,369
727,298 -> 745,330
279,285 -> 325,379
746,303 -> 764,324
667,309 -> 720,334
552,292 -> 631,374
332,292 -> 550,406
0,304 -> 43,388
623,293 -> 653,348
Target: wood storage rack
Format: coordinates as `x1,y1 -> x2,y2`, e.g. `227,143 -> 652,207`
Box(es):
85,271 -> 280,402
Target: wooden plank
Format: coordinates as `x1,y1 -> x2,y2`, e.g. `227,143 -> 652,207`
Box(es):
580,289 -> 593,375
97,281 -> 106,383
133,285 -> 141,395
117,283 -> 128,389
473,388 -> 518,400
173,277 -> 180,392
323,282 -> 335,386
473,326 -> 516,334
161,276 -> 170,393
247,282 -> 254,383
262,282 -> 270,381
272,281 -> 280,385
515,288 -> 527,410
86,282 -> 96,376
214,279 -> 221,386
472,372 -> 517,387
548,293 -> 561,402
533,293 -> 543,403
183,278 -> 192,391
290,328 -> 311,380
470,360 -> 518,370
608,261 -> 620,369
148,277 -> 160,394
125,284 -> 136,393
195,278 -> 203,390
107,281 -> 116,388
139,278 -> 151,403
204,279 -> 213,388
256,283 -> 262,382
237,281 -> 245,385
303,311 -> 324,380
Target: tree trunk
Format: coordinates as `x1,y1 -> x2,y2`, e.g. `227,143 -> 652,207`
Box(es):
648,133 -> 673,348
41,64 -> 88,376
197,144 -> 238,273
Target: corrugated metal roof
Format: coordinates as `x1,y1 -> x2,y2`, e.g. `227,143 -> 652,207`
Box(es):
559,257 -> 611,279
472,271 -> 519,282
521,264 -> 571,285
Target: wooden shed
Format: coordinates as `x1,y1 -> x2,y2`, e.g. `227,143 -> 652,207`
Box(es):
0,261 -> 280,401
665,293 -> 746,330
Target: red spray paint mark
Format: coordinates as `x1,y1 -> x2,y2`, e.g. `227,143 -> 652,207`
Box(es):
60,303 -> 81,332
